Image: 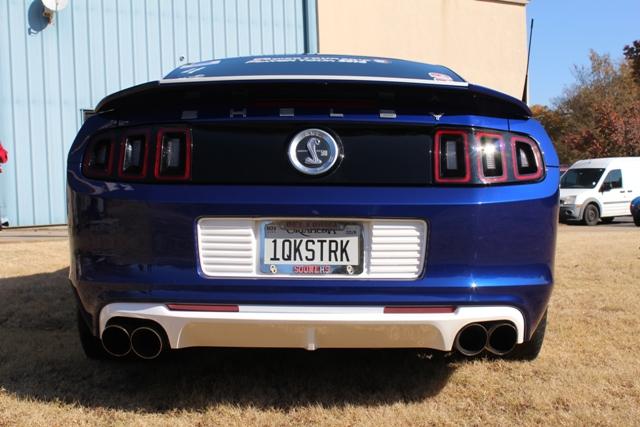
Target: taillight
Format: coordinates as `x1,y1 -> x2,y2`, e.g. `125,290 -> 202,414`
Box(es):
476,132 -> 507,183
434,129 -> 543,185
511,136 -> 543,181
118,131 -> 149,179
434,130 -> 470,183
83,135 -> 115,178
83,127 -> 192,182
154,128 -> 192,181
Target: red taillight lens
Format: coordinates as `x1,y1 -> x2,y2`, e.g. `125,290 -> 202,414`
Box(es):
434,129 -> 543,185
83,127 -> 193,182
511,136 -> 543,181
155,128 -> 192,181
476,132 -> 507,183
383,306 -> 456,314
434,130 -> 471,183
83,135 -> 115,178
166,304 -> 239,312
118,131 -> 149,179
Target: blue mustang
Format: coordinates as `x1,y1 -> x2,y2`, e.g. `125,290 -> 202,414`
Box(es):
68,55 -> 559,360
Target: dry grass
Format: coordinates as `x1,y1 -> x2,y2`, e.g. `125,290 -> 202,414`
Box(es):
1,224 -> 639,426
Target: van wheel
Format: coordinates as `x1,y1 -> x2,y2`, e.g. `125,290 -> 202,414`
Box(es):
634,214 -> 640,227
600,217 -> 614,224
507,310 -> 547,361
582,204 -> 600,226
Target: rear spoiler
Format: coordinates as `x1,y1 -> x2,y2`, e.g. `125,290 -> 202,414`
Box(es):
95,78 -> 532,119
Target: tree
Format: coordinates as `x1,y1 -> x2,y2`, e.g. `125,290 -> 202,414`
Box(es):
623,40 -> 640,85
563,99 -> 640,159
537,49 -> 640,164
530,104 -> 574,162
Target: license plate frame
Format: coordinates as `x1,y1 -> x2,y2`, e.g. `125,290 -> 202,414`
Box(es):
259,220 -> 364,276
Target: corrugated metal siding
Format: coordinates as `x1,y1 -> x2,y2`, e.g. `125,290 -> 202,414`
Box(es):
0,0 -> 315,226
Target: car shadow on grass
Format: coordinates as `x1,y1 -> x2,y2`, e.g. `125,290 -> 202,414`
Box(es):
0,268 -> 455,412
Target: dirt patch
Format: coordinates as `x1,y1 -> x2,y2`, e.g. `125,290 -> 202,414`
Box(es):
0,226 -> 639,426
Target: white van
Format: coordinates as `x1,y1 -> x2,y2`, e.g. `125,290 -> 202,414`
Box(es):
559,157 -> 640,225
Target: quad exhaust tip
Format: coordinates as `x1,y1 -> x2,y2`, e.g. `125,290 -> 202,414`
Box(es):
103,319 -> 516,360
130,326 -> 164,360
102,323 -> 165,360
454,323 -> 488,356
455,322 -> 518,357
486,323 -> 518,355
101,324 -> 131,357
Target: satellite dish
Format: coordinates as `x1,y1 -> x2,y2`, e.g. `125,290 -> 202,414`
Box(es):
42,0 -> 69,12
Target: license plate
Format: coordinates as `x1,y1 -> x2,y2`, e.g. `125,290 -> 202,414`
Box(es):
260,221 -> 363,275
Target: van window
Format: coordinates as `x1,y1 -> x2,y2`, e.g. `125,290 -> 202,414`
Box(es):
560,168 -> 605,189
603,169 -> 623,189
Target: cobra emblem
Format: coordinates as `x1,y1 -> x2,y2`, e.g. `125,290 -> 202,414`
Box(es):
304,137 -> 323,165
288,128 -> 338,175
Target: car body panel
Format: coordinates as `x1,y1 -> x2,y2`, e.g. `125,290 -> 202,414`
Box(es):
68,154 -> 558,341
68,54 -> 558,352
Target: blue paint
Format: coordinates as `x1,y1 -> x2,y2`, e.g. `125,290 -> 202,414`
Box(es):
67,172 -> 558,340
67,55 -> 559,343
0,0 -> 311,226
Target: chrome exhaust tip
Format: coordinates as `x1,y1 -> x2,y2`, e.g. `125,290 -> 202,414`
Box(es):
454,323 -> 488,357
487,323 -> 518,355
101,324 -> 131,357
130,326 -> 164,360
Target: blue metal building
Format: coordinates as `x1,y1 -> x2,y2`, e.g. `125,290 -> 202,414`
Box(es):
0,0 -> 317,227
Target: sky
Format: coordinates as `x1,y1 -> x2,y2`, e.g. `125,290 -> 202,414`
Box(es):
527,0 -> 640,106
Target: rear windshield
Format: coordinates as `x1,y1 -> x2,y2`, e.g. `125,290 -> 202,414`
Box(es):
560,168 -> 605,189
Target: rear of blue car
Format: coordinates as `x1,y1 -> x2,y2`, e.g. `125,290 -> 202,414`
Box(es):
68,56 -> 559,361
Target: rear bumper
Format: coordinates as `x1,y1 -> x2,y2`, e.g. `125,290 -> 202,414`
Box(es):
100,303 -> 524,351
68,170 -> 559,342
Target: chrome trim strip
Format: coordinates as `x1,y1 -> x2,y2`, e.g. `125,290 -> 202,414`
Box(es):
279,108 -> 295,117
379,109 -> 397,119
